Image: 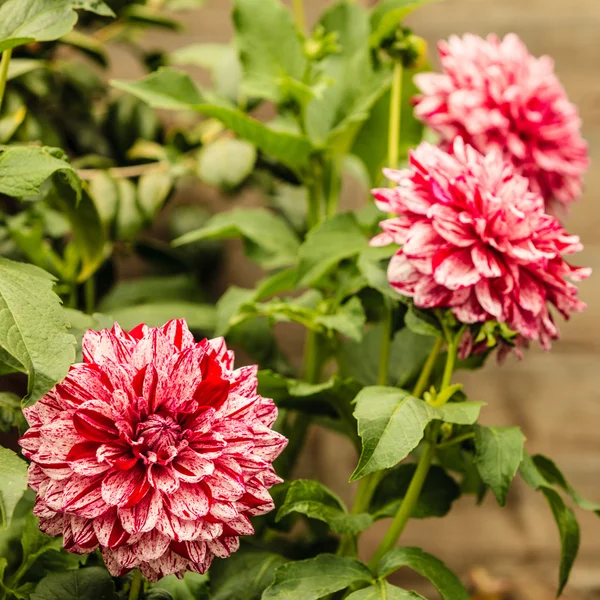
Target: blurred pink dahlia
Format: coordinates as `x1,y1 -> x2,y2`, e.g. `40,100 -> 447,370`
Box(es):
372,138 -> 590,349
19,320 -> 286,581
414,33 -> 588,211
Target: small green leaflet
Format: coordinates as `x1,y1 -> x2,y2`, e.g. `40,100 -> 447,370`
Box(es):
0,0 -> 113,53
277,480 -> 372,535
173,208 -> 300,270
0,258 -> 75,405
474,425 -> 525,506
351,386 -> 483,480
197,139 -> 256,190
262,555 -> 373,600
377,547 -> 469,600
0,447 -> 28,529
347,582 -> 426,600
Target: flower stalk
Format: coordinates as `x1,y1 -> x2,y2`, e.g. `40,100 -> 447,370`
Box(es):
0,49 -> 12,111
128,570 -> 143,600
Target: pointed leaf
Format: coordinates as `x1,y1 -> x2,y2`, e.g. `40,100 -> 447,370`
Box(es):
474,425 -> 525,506
262,555 -> 373,600
377,547 -> 469,600
0,258 -> 75,405
348,582 -> 426,600
351,386 -> 483,480
0,447 -> 28,530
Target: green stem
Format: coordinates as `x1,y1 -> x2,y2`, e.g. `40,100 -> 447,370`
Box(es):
67,284 -> 77,309
307,179 -> 321,230
387,61 -> 403,174
128,570 -> 143,600
0,49 -> 13,112
368,441 -> 436,570
436,432 -> 475,450
84,276 -> 95,314
292,0 -> 306,31
441,339 -> 457,390
411,337 -> 444,398
377,299 -> 393,386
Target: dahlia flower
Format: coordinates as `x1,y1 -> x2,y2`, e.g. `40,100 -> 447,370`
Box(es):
414,33 -> 588,211
19,320 -> 287,581
372,138 -> 590,349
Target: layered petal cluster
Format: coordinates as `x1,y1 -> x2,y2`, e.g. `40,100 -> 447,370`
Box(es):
372,139 -> 590,348
414,33 -> 588,211
20,320 -> 286,581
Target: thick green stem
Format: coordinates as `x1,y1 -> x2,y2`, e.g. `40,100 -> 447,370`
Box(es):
0,49 -> 13,111
128,570 -> 143,600
441,339 -> 457,390
377,299 -> 393,386
84,276 -> 95,314
388,62 -> 403,174
411,337 -> 444,398
292,0 -> 306,31
368,441 -> 435,570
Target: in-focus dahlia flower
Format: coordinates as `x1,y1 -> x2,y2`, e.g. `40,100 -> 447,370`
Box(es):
372,138 -> 590,349
414,33 -> 588,211
19,320 -> 287,581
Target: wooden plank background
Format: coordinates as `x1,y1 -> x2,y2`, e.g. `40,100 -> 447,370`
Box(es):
111,1 -> 600,596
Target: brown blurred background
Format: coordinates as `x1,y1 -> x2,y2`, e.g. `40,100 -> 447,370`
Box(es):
111,0 -> 600,597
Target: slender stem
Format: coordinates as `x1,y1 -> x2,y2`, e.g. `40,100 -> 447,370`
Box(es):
128,570 -> 143,600
436,432 -> 475,450
377,299 -> 393,386
388,62 -> 403,174
307,180 -> 321,230
368,441 -> 436,570
67,284 -> 78,309
292,0 -> 306,32
411,337 -> 444,398
0,49 -> 13,111
303,329 -> 320,383
441,340 -> 457,391
84,276 -> 96,314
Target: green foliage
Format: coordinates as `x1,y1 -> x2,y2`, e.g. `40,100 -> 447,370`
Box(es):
30,567 -> 117,600
197,139 -> 256,190
262,555 -> 373,600
351,386 -> 483,480
278,480 -> 372,534
474,425 -> 525,506
0,392 -> 27,432
0,447 -> 28,529
347,583 -> 426,600
0,257 -> 75,404
376,547 -> 469,600
151,573 -> 210,600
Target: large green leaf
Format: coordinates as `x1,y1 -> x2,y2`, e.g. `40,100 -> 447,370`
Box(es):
370,0 -> 440,48
348,583 -> 425,600
233,0 -> 305,102
351,386 -> 483,480
297,213 -> 368,287
277,480 -> 372,535
0,146 -> 80,199
474,425 -> 525,507
0,447 -> 28,530
377,547 -> 469,600
262,555 -> 373,600
31,567 -> 117,600
173,208 -> 300,269
210,547 -> 286,600
0,0 -> 113,53
112,69 -> 314,169
0,258 -> 75,405
371,464 -> 460,520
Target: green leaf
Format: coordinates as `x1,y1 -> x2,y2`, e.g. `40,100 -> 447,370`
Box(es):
21,512 -> 62,560
297,213 -> 368,287
277,480 -> 372,535
197,139 -> 256,190
108,302 -> 215,333
0,146 -> 80,199
0,447 -> 28,529
88,171 -> 119,225
541,488 -> 580,596
316,297 -> 366,342
371,464 -> 460,520
152,573 -> 209,600
233,0 -> 305,102
262,555 -> 373,600
173,208 -> 300,269
357,245 -> 402,300
474,425 -> 525,507
115,178 -> 144,240
121,5 -> 181,30
351,386 -> 483,480
0,0 -> 113,53
210,547 -> 287,600
138,171 -> 173,221
370,0 -> 440,48
377,547 -> 469,600
0,258 -> 75,404
0,392 -> 27,433
405,305 -> 440,337
112,68 -> 203,111
31,567 -> 117,600
347,582 -> 426,600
